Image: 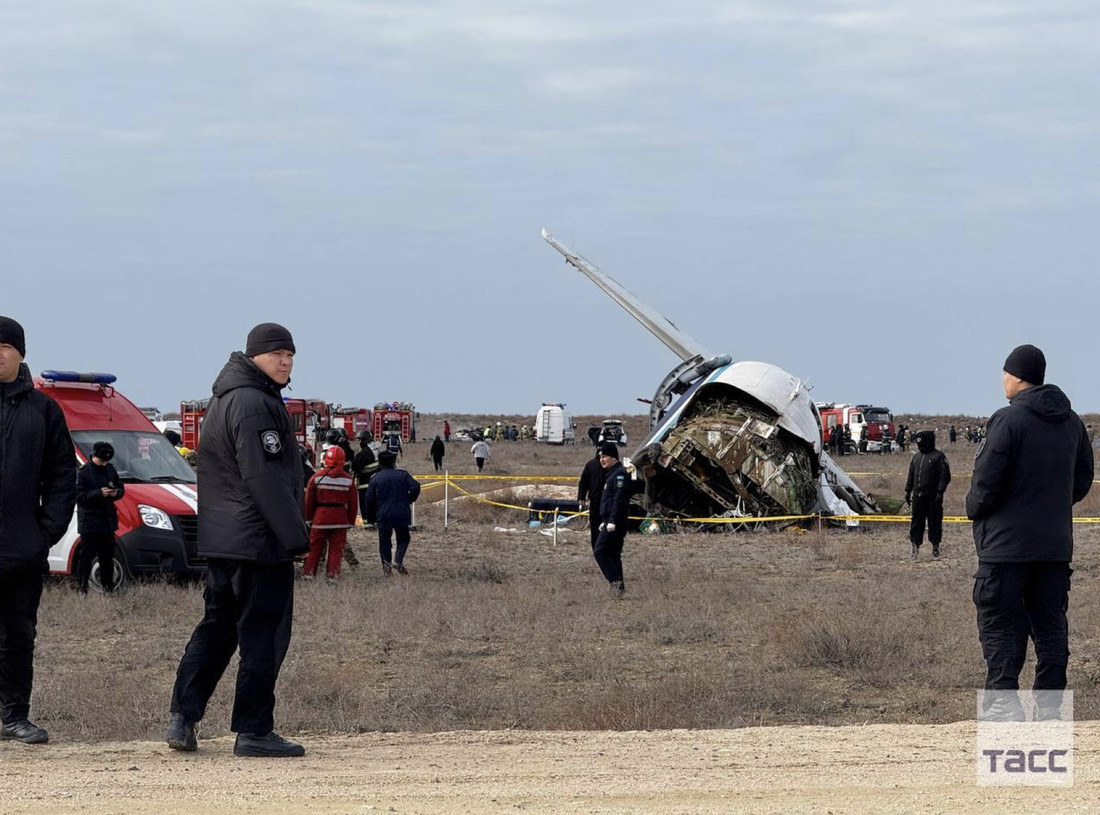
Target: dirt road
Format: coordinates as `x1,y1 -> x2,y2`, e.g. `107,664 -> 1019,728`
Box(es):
2,722 -> 1096,814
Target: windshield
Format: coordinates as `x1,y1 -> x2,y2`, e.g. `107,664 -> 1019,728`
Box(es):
72,430 -> 197,484
864,409 -> 892,424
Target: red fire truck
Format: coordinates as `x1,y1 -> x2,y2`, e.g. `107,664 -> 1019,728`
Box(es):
373,402 -> 417,443
179,398 -> 209,450
815,402 -> 895,452
331,406 -> 372,438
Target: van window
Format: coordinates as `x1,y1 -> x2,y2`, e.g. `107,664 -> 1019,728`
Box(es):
72,431 -> 197,483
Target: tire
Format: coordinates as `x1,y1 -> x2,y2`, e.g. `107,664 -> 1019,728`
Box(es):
89,545 -> 130,592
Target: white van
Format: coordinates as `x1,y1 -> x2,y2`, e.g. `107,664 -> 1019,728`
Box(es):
534,403 -> 576,444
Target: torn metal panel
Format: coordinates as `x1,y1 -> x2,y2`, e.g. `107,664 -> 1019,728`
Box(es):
636,398 -> 818,518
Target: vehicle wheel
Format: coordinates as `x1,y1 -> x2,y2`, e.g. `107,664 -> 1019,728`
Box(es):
89,546 -> 130,592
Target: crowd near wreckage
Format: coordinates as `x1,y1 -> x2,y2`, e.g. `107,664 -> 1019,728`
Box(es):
542,229 -> 877,523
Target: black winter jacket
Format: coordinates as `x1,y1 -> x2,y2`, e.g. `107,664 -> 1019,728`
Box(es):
364,465 -> 421,527
904,448 -> 951,500
577,455 -> 606,508
430,438 -> 445,463
965,384 -> 1093,562
197,353 -> 307,562
76,461 -> 124,534
0,363 -> 77,572
599,461 -> 632,529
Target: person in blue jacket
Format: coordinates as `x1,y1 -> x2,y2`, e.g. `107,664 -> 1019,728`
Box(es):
364,450 -> 421,576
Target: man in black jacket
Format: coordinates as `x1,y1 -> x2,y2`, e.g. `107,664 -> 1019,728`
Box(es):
364,450 -> 421,576
75,441 -> 125,592
0,316 -> 76,745
965,344 -> 1093,707
577,448 -> 606,550
167,323 -> 309,758
594,442 -> 632,598
904,430 -> 951,560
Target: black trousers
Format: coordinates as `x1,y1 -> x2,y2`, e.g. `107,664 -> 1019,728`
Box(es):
75,531 -> 116,592
588,507 -> 602,550
0,569 -> 44,724
973,561 -> 1072,690
378,525 -> 411,565
432,457 -> 443,472
593,527 -> 625,585
170,559 -> 294,734
909,494 -> 943,546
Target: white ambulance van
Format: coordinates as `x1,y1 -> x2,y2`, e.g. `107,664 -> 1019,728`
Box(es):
36,371 -> 203,590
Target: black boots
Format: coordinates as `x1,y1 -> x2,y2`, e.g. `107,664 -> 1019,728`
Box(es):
233,731 -> 305,757
166,713 -> 197,752
1,719 -> 48,744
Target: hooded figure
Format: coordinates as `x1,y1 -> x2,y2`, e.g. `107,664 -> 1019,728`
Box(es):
904,430 -> 951,559
430,436 -> 445,472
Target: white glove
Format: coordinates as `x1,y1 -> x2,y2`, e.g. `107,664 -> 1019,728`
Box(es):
598,522 -> 606,532
605,523 -> 616,532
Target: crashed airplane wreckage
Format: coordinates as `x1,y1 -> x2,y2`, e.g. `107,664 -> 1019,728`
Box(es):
542,229 -> 877,523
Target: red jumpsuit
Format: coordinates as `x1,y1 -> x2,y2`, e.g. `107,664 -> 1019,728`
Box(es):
304,464 -> 358,580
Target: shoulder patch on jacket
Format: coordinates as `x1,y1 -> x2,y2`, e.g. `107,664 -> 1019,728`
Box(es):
259,429 -> 283,458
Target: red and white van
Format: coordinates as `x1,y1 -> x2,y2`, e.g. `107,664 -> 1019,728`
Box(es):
36,371 -> 203,589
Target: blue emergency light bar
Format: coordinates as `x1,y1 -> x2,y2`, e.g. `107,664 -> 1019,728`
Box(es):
40,370 -> 118,385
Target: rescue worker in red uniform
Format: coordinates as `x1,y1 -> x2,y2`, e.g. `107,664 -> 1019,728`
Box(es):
303,447 -> 358,584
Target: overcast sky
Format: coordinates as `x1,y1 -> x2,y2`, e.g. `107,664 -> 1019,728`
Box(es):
3,1 -> 1097,421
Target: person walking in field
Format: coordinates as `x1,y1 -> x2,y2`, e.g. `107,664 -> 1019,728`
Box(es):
430,435 -> 445,472
904,430 -> 951,560
303,446 -> 358,585
0,316 -> 76,746
167,322 -> 309,758
966,344 -> 1093,719
471,439 -> 490,472
364,451 -> 421,576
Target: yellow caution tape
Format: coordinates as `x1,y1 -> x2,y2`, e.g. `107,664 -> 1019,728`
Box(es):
426,475 -> 1100,525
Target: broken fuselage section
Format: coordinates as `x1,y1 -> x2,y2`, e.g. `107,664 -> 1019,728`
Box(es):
542,229 -> 877,521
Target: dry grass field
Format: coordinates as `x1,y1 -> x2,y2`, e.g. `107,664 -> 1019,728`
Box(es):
4,411 -> 1099,813
26,411 -> 1100,742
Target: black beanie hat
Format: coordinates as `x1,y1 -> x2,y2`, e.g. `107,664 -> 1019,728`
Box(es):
1004,344 -> 1045,385
245,322 -> 295,357
92,441 -> 115,461
599,441 -> 620,459
0,315 -> 26,358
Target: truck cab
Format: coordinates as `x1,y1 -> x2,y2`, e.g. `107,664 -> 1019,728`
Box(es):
39,371 -> 203,589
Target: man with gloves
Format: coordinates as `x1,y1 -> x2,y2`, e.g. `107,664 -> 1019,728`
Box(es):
904,430 -> 951,559
594,442 -> 632,598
